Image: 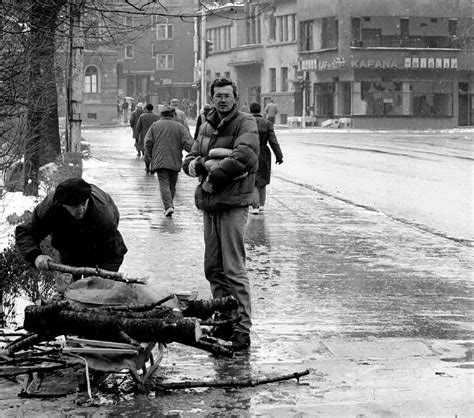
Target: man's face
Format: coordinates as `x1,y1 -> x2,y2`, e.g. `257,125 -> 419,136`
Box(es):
170,100 -> 179,107
211,85 -> 236,116
63,199 -> 89,220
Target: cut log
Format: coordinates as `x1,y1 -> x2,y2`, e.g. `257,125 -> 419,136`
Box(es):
23,302 -> 201,346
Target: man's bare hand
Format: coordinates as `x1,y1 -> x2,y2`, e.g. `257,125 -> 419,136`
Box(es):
35,255 -> 53,271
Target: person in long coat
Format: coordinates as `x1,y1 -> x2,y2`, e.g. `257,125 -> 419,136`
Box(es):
249,102 -> 283,214
129,102 -> 144,156
136,104 -> 160,173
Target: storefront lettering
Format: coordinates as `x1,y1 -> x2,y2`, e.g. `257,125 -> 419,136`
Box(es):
404,57 -> 457,69
351,59 -> 397,69
301,57 -> 346,71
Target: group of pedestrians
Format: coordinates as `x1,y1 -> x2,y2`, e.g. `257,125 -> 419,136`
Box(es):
15,78 -> 283,352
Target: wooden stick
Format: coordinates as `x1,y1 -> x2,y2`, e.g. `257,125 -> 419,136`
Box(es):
47,262 -> 146,284
152,369 -> 311,390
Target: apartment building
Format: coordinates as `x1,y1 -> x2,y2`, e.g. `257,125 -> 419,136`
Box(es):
82,0 -> 198,124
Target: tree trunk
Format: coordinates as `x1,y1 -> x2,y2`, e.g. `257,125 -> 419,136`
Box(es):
24,0 -> 64,195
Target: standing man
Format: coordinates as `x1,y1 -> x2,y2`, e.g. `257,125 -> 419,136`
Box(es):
183,78 -> 259,351
249,102 -> 283,214
130,102 -> 144,157
145,106 -> 193,217
121,98 -> 129,123
170,98 -> 190,132
264,99 -> 278,124
15,178 -> 127,287
194,104 -> 212,140
136,104 -> 160,173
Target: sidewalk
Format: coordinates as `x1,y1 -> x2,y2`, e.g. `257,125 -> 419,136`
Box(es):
0,125 -> 472,416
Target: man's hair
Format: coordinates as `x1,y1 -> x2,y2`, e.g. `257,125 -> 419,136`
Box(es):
161,105 -> 176,117
170,98 -> 179,106
145,103 -> 153,111
249,102 -> 261,114
210,77 -> 238,99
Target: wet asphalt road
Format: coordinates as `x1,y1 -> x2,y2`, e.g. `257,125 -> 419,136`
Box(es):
1,125 -> 473,416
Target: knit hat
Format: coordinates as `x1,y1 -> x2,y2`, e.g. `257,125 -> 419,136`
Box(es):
249,102 -> 261,113
54,178 -> 92,206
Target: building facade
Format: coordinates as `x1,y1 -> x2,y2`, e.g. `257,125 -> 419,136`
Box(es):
204,0 -> 473,128
82,0 -> 198,125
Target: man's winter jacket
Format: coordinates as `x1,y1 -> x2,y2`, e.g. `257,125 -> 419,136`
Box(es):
15,185 -> 127,268
183,105 -> 259,212
145,116 -> 193,172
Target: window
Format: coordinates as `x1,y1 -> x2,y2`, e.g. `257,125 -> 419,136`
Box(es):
351,81 -> 453,117
246,6 -> 261,44
276,14 -> 296,42
269,68 -> 276,92
157,54 -> 174,70
314,83 -> 335,116
351,16 -> 459,49
281,67 -> 288,92
321,17 -> 338,49
268,14 -> 276,41
157,23 -> 173,39
224,71 -> 230,79
84,66 -> 98,93
125,45 -> 134,59
300,20 -> 313,51
207,26 -> 231,52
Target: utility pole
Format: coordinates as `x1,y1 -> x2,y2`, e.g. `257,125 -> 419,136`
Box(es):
66,3 -> 83,154
200,11 -> 207,110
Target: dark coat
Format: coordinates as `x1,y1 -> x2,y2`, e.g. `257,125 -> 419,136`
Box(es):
253,113 -> 283,187
145,117 -> 193,172
183,105 -> 259,212
136,111 -> 160,152
130,108 -> 144,139
15,185 -> 127,269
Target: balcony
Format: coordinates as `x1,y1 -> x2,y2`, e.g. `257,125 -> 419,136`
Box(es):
227,44 -> 264,67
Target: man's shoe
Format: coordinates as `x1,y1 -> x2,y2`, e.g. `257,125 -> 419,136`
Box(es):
249,207 -> 259,215
211,325 -> 233,341
231,331 -> 250,351
164,207 -> 174,217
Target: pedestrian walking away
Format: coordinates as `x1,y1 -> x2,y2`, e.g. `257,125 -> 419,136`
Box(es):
145,105 -> 194,217
183,77 -> 259,351
130,102 -> 144,156
136,104 -> 160,173
264,99 -> 278,124
249,102 -> 283,214
15,178 -> 127,293
170,98 -> 190,133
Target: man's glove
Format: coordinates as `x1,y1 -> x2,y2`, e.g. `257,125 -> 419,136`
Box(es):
202,176 -> 214,193
188,159 -> 198,177
276,159 -> 283,165
35,254 -> 53,271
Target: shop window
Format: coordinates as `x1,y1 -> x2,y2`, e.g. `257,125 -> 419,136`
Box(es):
84,66 -> 98,93
125,45 -> 134,59
413,81 -> 453,117
335,82 -> 351,115
351,81 -> 452,117
314,83 -> 335,117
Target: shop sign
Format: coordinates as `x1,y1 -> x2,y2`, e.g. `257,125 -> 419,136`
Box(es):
301,57 -> 346,71
350,59 -> 397,69
404,57 -> 457,69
